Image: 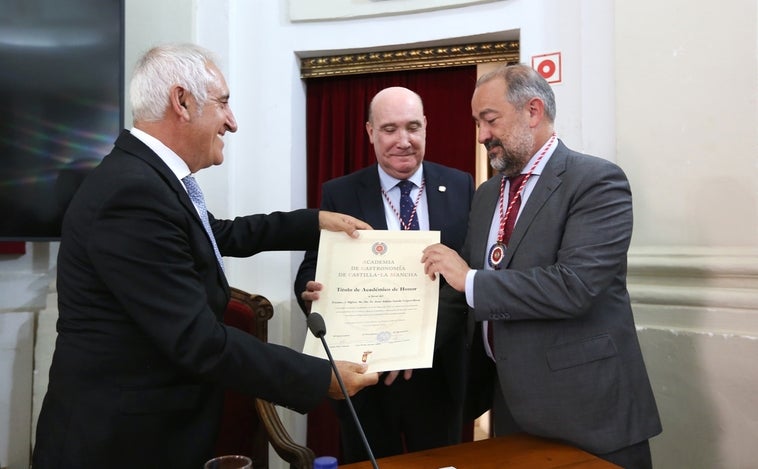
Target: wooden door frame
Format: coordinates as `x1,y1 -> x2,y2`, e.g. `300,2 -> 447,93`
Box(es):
300,40 -> 519,78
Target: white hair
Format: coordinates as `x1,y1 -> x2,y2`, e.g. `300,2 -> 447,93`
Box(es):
130,43 -> 219,122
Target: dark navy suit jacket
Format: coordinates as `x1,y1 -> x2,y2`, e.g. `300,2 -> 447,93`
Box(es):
295,161 -> 473,304
294,161 -> 474,456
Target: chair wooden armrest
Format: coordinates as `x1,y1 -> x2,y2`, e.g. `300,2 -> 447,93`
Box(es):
256,398 -> 315,468
214,287 -> 315,469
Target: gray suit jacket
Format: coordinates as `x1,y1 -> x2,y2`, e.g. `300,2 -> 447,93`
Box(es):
461,140 -> 661,454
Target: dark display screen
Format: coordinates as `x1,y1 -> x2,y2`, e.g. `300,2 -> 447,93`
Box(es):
0,0 -> 124,239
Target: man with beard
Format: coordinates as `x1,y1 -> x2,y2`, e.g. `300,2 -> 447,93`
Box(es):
421,64 -> 662,468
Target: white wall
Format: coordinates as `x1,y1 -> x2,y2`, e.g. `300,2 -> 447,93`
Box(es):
0,241 -> 57,468
0,313 -> 33,469
616,0 -> 758,466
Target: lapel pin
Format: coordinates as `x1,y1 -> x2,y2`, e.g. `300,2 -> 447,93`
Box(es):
438,185 -> 447,192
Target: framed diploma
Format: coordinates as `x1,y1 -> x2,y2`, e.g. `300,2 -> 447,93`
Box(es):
302,229 -> 440,373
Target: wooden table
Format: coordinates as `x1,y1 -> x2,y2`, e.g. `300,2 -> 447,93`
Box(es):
340,433 -> 620,468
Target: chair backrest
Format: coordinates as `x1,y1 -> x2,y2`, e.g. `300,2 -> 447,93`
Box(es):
214,287 -> 315,469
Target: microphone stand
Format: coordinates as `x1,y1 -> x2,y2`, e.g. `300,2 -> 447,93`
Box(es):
309,313 -> 379,469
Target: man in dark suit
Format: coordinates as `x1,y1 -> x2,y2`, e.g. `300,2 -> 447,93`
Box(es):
32,43 -> 378,469
295,86 -> 475,463
422,64 -> 662,469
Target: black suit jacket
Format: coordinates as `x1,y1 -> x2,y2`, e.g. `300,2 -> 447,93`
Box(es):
460,141 -> 662,454
295,161 -> 473,309
294,161 -> 474,423
33,130 -> 333,468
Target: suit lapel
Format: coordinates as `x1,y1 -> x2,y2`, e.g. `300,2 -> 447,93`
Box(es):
357,166 -> 389,230
115,131 -> 228,288
424,163 -> 450,232
115,131 -> 197,217
469,175 -> 502,269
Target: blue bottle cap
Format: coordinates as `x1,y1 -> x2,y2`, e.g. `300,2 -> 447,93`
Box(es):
313,455 -> 338,469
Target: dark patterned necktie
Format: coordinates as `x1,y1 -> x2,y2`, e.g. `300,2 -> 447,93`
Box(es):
488,174 -> 527,354
397,180 -> 419,230
183,175 -> 225,271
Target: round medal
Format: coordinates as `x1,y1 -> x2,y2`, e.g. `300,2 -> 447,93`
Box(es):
488,242 -> 506,269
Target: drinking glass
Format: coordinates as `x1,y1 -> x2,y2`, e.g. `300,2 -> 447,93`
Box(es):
204,455 -> 253,469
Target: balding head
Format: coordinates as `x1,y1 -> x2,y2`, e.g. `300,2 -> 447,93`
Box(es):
368,87 -> 424,125
366,87 -> 427,180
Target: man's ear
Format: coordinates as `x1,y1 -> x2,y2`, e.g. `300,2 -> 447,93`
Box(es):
170,86 -> 190,118
365,121 -> 375,143
527,97 -> 545,127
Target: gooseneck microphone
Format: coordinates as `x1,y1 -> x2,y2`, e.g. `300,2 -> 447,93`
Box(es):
307,312 -> 379,469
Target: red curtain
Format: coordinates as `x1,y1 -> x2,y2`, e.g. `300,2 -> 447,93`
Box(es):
305,66 -> 477,208
0,242 -> 25,254
304,66 -> 477,459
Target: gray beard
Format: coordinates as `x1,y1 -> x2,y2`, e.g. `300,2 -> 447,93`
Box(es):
487,132 -> 534,177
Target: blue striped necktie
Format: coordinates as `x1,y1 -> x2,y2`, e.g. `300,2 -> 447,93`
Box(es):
182,175 -> 225,271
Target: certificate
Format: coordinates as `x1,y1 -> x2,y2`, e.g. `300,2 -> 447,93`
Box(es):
302,229 -> 440,373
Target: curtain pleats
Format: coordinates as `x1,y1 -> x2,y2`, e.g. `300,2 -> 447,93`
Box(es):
306,67 -> 477,208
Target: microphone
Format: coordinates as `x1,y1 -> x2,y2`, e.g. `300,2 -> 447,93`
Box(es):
307,312 -> 379,469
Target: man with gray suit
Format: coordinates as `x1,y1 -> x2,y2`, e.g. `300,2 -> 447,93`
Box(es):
422,64 -> 662,468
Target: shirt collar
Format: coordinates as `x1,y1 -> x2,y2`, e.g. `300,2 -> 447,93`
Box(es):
519,135 -> 558,176
377,163 -> 425,192
130,127 -> 192,180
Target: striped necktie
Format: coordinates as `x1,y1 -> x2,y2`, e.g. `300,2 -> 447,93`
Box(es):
182,175 -> 225,271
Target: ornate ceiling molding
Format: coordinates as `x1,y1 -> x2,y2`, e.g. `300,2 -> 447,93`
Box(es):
300,40 -> 520,78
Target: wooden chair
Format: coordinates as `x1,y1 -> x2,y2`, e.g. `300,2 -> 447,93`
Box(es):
214,287 -> 315,469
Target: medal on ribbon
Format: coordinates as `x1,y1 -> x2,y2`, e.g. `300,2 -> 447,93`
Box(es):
488,242 -> 506,269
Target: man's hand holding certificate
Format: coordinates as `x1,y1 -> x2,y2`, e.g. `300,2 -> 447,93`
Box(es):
303,229 -> 440,373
